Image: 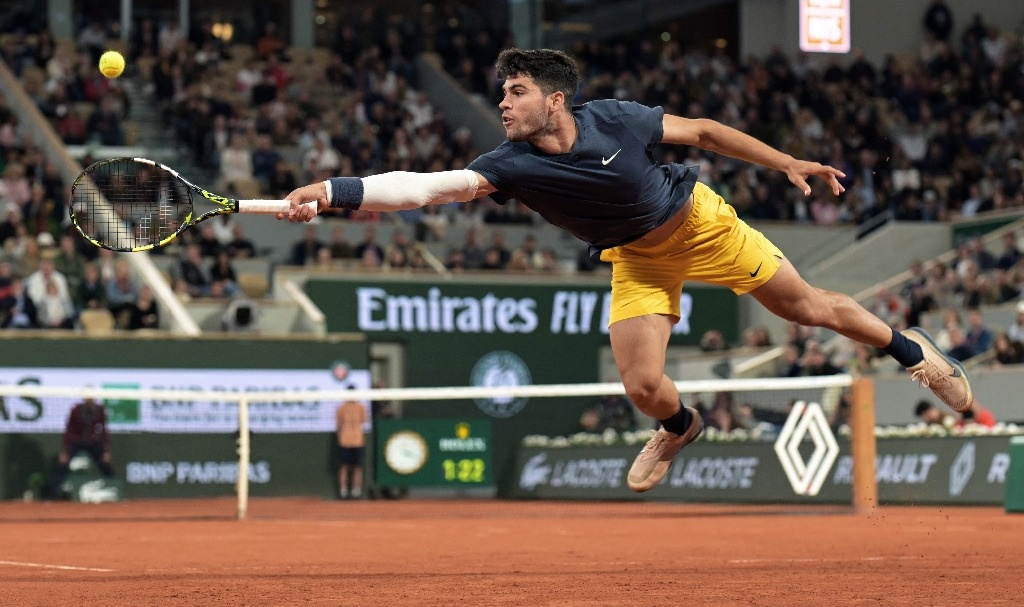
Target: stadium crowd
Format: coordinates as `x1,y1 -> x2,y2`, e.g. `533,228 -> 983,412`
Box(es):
0,4 -> 1021,363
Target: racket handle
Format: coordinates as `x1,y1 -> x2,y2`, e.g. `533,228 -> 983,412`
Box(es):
237,200 -> 318,215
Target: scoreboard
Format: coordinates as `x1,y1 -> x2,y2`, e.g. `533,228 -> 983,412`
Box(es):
375,418 -> 493,487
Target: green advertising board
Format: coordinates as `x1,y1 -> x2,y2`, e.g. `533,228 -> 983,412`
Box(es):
1006,436 -> 1024,513
376,418 -> 493,488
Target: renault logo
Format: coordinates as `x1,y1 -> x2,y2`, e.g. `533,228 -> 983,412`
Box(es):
774,401 -> 840,496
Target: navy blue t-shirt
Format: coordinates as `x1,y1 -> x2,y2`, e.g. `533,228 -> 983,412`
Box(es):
468,99 -> 699,249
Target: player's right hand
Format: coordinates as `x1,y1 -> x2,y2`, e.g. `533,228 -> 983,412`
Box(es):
281,183 -> 328,222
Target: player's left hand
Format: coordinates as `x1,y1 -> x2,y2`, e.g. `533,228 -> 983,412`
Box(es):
784,160 -> 846,197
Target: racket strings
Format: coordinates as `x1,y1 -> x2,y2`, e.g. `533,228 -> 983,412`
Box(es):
71,159 -> 192,250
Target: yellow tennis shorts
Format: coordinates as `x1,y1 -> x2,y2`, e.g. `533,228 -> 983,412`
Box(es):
599,182 -> 784,326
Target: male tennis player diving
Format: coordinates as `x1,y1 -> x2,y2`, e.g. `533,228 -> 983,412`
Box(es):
282,48 -> 972,492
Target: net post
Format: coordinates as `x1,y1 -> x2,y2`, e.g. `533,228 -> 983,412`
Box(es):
237,398 -> 250,521
850,377 -> 878,514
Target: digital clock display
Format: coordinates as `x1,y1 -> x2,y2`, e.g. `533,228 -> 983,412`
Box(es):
376,419 -> 492,487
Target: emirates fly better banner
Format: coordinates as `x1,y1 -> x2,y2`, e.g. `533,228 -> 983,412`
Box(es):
0,367 -> 370,433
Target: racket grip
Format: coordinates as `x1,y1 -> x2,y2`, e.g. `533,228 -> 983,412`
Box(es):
237,200 -> 318,215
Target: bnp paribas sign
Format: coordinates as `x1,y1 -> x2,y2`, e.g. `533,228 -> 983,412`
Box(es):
355,286 -> 698,336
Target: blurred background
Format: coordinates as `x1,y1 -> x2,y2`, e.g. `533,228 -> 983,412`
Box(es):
0,0 -> 1022,505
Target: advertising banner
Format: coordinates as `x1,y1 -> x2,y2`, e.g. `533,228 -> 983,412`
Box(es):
508,436 -> 1015,505
0,367 -> 370,433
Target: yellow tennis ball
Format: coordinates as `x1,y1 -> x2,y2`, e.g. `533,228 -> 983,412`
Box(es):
98,50 -> 125,78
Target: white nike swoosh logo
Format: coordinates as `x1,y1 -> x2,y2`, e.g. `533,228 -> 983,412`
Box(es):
601,149 -> 621,165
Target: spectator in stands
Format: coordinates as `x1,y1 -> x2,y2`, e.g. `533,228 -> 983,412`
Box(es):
76,20 -> 108,62
251,134 -> 281,191
996,231 -> 1021,271
255,22 -> 287,62
991,331 -> 1024,366
416,204 -> 449,242
0,276 -> 37,328
310,246 -> 336,271
196,224 -> 223,258
209,250 -> 238,295
289,226 -> 324,267
36,277 -> 75,329
217,132 -> 255,195
174,244 -> 209,298
327,225 -> 353,261
268,158 -> 299,198
2,163 -> 31,209
961,402 -> 997,427
0,259 -> 12,297
459,229 -> 485,270
801,341 -> 844,376
302,137 -> 341,183
75,262 -> 106,312
127,284 -> 159,330
946,324 -> 975,361
105,258 -> 140,324
353,226 -> 385,263
24,254 -> 69,308
53,234 -> 85,295
914,399 -> 956,427
0,203 -> 22,249
226,224 -> 257,259
588,394 -> 638,434
964,308 -> 994,355
512,233 -> 542,270
992,269 -> 1020,304
1007,301 -> 1024,344
923,0 -> 954,42
86,94 -> 127,146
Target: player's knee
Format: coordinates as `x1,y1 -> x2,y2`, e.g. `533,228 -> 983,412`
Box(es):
621,372 -> 661,407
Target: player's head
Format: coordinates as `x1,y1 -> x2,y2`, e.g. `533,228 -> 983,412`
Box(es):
496,48 -> 579,105
495,48 -> 580,141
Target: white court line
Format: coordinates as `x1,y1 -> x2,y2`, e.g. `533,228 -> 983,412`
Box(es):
0,559 -> 114,573
729,556 -> 920,565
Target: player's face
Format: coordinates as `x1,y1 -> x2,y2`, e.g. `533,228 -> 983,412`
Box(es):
499,75 -> 554,142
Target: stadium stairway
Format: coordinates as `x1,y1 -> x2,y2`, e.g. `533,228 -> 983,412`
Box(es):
119,77 -> 207,180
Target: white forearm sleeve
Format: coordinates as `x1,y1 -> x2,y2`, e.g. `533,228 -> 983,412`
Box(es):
360,170 -> 479,211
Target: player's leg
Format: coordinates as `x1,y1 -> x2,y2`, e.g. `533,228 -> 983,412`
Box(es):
609,314 -> 704,492
750,257 -> 972,411
676,182 -> 971,413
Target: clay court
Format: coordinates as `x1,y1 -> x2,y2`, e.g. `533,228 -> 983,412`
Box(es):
0,498 -> 1019,606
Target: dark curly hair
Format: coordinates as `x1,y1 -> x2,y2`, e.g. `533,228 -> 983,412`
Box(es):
495,48 -> 580,107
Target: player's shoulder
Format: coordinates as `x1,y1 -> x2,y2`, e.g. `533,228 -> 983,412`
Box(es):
471,141 -> 527,166
577,99 -> 657,123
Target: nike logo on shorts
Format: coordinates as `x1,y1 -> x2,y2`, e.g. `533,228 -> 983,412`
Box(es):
749,262 -> 763,278
601,149 -> 621,165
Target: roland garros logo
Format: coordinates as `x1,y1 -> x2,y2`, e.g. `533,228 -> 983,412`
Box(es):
470,351 -> 532,418
773,401 -> 840,496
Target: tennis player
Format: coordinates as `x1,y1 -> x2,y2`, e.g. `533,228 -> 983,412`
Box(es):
283,48 -> 972,492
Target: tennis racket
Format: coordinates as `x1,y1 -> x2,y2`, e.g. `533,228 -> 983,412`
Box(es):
68,157 -> 315,252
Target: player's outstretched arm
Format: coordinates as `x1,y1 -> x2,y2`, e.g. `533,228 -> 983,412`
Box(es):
662,115 -> 846,196
280,170 -> 495,222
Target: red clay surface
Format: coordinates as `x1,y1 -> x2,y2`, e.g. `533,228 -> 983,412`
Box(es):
0,497 -> 1020,606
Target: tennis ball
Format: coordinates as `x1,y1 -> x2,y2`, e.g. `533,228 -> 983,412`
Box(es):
98,50 -> 125,79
